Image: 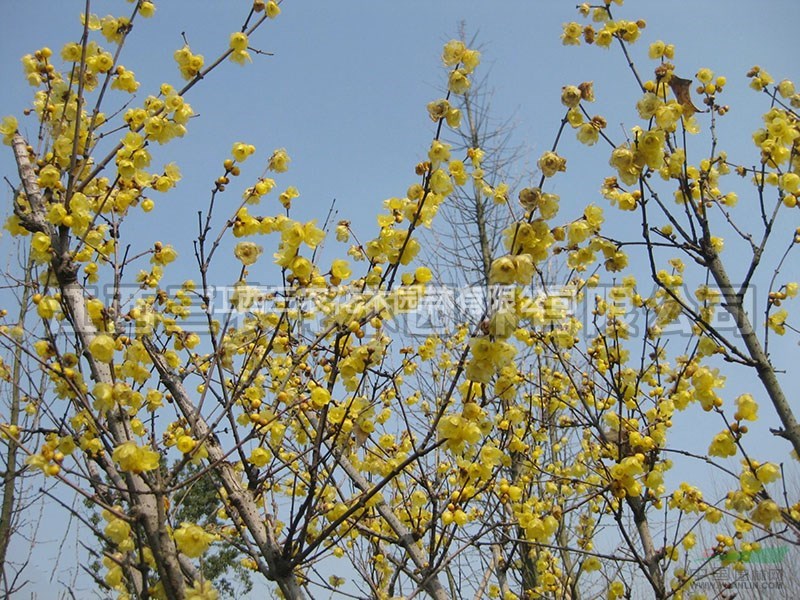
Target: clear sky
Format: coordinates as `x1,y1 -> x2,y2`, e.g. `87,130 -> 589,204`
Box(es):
2,1 -> 799,597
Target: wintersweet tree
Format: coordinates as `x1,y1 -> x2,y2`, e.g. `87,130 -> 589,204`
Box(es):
1,1 -> 799,599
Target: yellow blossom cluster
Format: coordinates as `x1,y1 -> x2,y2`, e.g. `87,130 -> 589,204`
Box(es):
5,6 -> 800,600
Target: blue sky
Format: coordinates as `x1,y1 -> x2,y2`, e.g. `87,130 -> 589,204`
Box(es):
2,1 -> 799,597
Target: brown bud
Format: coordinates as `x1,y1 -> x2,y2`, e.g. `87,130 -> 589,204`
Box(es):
578,81 -> 595,102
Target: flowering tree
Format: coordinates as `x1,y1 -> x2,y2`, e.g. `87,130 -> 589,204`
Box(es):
2,1 -> 799,599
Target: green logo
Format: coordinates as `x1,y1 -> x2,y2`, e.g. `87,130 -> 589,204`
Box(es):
717,546 -> 789,565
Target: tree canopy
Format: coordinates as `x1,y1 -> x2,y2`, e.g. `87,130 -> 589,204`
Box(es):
2,1 -> 800,599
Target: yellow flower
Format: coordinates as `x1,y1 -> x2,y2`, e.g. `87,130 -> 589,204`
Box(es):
232,142 -> 256,162
330,259 -> 351,281
37,165 -> 61,189
518,187 -> 542,211
537,151 -> 566,177
561,85 -> 582,108
767,309 -> 788,335
427,98 -> 450,121
567,108 -> 584,128
279,186 -> 300,209
248,447 -> 271,467
750,499 -> 781,528
449,159 -> 468,185
176,435 -> 196,454
234,241 -> 263,265
112,441 -> 160,473
310,387 -> 331,408
93,382 -> 115,412
567,220 -> 591,245
461,49 -> 480,73
448,70 -> 470,95
268,148 -> 290,173
442,40 -> 466,66
104,564 -> 123,588
33,339 -> 52,358
414,266 -> 432,283
648,40 -> 666,59
780,172 -> 800,194
61,42 -> 81,62
36,295 -> 60,319
696,67 -> 714,84
229,32 -> 249,52
151,244 -> 178,265
230,50 -> 252,65
734,393 -> 758,421
174,45 -> 205,80
519,512 -> 559,543
89,334 -> 116,363
105,518 -> 131,546
446,108 -> 461,128
609,145 -> 639,184
174,522 -> 214,558
438,414 -> 482,451
708,430 -> 737,458
247,177 -> 276,202
266,1 -> 281,18
755,462 -> 780,484
111,66 -> 140,93
489,256 -> 516,285
637,129 -> 665,169
583,556 -> 601,572
290,255 -> 313,280
429,169 -> 453,195
100,16 -> 127,43
513,254 -> 534,282
636,93 -> 662,119
185,580 -> 219,600
576,123 -> 599,146
0,115 -> 18,145
561,22 -> 582,46
428,140 -> 451,164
